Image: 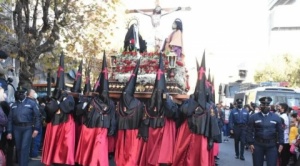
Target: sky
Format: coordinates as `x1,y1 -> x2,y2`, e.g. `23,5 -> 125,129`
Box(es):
121,0 -> 270,94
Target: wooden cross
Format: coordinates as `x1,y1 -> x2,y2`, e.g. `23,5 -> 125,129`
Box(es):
125,0 -> 191,17
125,3 -> 191,28
125,0 -> 191,52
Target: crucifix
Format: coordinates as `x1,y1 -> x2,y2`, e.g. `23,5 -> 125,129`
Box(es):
126,0 -> 191,52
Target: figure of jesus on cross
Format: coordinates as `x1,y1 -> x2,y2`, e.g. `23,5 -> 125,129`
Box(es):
126,0 -> 191,52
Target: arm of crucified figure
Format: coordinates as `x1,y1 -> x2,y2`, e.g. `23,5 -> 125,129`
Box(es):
161,7 -> 191,17
125,9 -> 151,17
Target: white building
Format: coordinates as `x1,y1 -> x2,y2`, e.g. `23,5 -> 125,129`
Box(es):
268,0 -> 300,54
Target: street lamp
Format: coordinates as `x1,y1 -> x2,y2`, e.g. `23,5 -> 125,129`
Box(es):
167,52 -> 177,80
110,55 -> 117,80
167,52 -> 177,69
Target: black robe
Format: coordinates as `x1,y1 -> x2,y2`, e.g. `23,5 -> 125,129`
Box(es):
83,97 -> 116,135
117,94 -> 144,130
145,95 -> 178,129
45,95 -> 75,125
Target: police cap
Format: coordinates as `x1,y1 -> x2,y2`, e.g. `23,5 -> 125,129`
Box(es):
259,96 -> 272,106
235,98 -> 243,104
0,50 -> 8,59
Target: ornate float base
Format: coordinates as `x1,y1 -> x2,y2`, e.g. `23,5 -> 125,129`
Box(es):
108,81 -> 186,94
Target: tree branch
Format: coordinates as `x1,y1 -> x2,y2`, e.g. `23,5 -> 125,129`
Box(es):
13,0 -> 23,39
22,0 -> 30,33
36,0 -> 71,54
32,0 -> 39,35
41,0 -> 50,32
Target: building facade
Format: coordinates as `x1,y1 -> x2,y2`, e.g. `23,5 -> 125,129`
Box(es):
268,0 -> 300,54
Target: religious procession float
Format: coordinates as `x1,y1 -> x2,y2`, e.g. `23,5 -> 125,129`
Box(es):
106,5 -> 191,101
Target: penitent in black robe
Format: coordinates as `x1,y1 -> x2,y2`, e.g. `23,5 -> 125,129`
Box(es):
173,98 -> 219,166
139,94 -> 178,166
115,93 -> 146,166
42,95 -> 76,165
75,96 -> 116,166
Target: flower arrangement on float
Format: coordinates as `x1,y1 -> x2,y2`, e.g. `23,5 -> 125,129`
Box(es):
110,50 -> 188,92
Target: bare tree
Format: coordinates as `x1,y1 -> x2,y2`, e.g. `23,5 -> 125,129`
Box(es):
11,0 -> 75,88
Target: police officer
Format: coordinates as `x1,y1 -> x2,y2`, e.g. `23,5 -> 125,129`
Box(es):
6,88 -> 41,166
247,97 -> 284,166
229,98 -> 249,160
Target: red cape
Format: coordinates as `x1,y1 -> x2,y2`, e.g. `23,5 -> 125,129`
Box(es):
75,121 -> 83,153
75,125 -> 109,166
140,119 -> 176,165
173,120 -> 215,166
114,129 -> 144,166
108,136 -> 116,153
42,114 -> 75,165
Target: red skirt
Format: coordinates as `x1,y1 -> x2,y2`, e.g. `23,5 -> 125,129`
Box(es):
75,125 -> 109,166
108,136 -> 116,153
140,119 -> 176,166
213,143 -> 219,156
42,114 -> 75,165
75,122 -> 82,153
173,120 -> 214,166
114,129 -> 144,166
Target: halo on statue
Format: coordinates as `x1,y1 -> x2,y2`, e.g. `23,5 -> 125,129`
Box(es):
126,17 -> 140,29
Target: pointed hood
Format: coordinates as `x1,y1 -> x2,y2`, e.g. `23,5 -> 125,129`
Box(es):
71,60 -> 83,93
193,51 -> 207,110
153,53 -> 166,91
211,76 -> 215,103
83,67 -> 91,94
122,58 -> 140,96
120,58 -> 140,109
148,53 -> 166,112
93,72 -> 101,92
97,51 -> 110,100
206,68 -> 212,102
53,52 -> 65,99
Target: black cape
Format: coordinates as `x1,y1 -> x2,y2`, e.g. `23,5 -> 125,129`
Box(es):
82,96 -> 116,136
45,95 -> 75,125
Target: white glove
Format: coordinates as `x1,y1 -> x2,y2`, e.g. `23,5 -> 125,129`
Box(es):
57,100 -> 60,104
82,102 -> 88,109
63,97 -> 67,101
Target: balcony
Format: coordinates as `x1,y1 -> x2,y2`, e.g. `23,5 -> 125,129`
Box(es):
270,4 -> 300,30
269,0 -> 296,10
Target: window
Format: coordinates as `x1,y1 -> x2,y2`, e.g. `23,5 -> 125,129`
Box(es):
256,91 -> 300,106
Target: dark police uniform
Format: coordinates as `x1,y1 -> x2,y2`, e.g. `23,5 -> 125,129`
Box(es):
247,97 -> 284,166
7,97 -> 41,166
229,98 -> 249,160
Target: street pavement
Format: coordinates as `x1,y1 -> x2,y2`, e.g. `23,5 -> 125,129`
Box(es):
27,137 -> 257,166
218,137 -> 254,166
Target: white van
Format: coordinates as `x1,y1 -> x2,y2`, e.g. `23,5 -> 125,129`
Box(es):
234,87 -> 300,107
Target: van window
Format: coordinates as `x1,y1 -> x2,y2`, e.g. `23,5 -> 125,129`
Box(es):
255,91 -> 300,106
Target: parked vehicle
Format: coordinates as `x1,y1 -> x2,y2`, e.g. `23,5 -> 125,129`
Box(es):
234,87 -> 300,107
